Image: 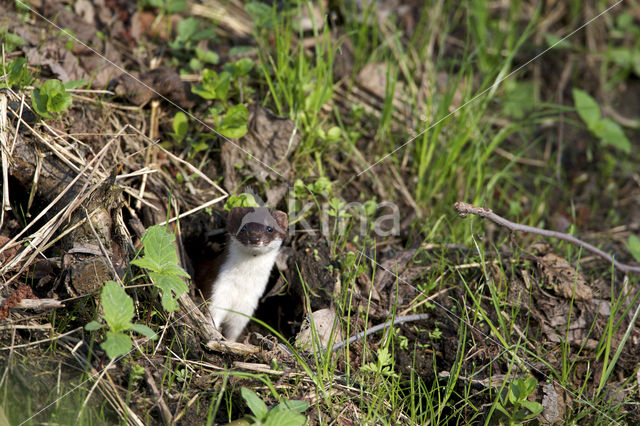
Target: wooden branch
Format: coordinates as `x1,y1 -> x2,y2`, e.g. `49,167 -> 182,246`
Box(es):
331,314 -> 430,351
145,368 -> 173,425
453,201 -> 640,274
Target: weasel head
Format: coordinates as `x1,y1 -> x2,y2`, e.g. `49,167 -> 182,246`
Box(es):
226,207 -> 288,255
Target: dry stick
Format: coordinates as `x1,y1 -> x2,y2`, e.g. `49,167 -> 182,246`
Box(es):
144,368 -> 173,425
453,201 -> 640,274
0,93 -> 10,230
331,314 -> 430,352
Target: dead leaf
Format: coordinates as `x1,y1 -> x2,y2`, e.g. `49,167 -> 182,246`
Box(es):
107,67 -> 197,108
0,236 -> 18,265
538,252 -> 592,301
541,382 -> 567,424
357,63 -> 389,99
295,308 -> 343,352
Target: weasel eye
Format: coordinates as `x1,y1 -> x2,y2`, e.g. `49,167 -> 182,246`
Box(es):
241,225 -> 247,232
266,226 -> 273,232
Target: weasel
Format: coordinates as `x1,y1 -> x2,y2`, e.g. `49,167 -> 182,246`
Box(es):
197,207 -> 288,342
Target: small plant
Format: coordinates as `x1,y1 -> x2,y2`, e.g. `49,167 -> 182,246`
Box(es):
215,104 -> 249,139
85,281 -> 157,359
572,88 -> 631,153
240,387 -> 309,426
169,17 -> 218,72
0,27 -> 27,51
360,346 -> 399,378
1,57 -> 35,89
130,225 -> 190,312
31,79 -> 73,118
192,59 -> 255,139
224,193 -> 259,210
494,376 -> 543,425
170,111 -> 189,145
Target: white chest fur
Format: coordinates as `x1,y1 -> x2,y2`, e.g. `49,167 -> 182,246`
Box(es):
207,238 -> 281,341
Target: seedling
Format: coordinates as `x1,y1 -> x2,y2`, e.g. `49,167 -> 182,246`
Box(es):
31,79 -> 73,118
240,387 -> 309,426
360,347 -> 399,378
216,104 -> 248,138
572,88 -> 631,153
169,17 -> 218,72
130,225 -> 190,312
85,281 -> 157,359
1,57 -> 35,89
494,377 -> 543,425
170,111 -> 188,144
192,59 -> 257,139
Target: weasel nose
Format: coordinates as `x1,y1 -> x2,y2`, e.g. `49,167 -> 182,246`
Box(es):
248,235 -> 261,245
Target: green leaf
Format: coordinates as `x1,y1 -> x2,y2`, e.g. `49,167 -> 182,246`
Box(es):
177,17 -> 200,41
520,400 -> 543,416
172,111 -> 188,143
139,225 -> 179,267
224,193 -> 259,210
130,257 -> 162,272
572,88 -> 601,128
192,70 -> 231,101
101,281 -> 134,333
232,58 -> 254,77
271,399 -> 310,414
218,104 -> 248,139
5,57 -> 33,88
130,323 -> 158,340
308,176 -> 332,195
189,58 -> 203,71
593,118 -> 631,153
85,320 -> 103,331
494,402 -> 511,417
32,79 -> 72,118
160,263 -> 191,278
149,272 -> 189,312
31,89 -> 52,118
327,126 -> 341,141
165,0 -> 187,13
263,410 -> 306,426
241,388 -> 269,420
101,331 -> 132,359
196,48 -> 219,65
63,79 -> 88,90
627,235 -> 640,262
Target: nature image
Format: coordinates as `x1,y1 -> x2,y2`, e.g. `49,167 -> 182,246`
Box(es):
1,0 -> 640,424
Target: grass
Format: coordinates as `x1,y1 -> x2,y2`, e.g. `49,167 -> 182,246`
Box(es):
1,0 -> 640,424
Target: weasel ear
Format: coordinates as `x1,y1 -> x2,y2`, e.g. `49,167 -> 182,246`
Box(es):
271,210 -> 288,232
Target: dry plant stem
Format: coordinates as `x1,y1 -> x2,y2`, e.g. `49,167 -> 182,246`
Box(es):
453,201 -> 640,274
145,368 -> 173,425
331,314 -> 430,352
0,94 -> 10,230
0,298 -> 63,310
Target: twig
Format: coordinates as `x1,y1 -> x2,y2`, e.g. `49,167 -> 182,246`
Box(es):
145,368 -> 173,425
0,298 -> 64,310
453,201 -> 640,274
331,314 -> 430,352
